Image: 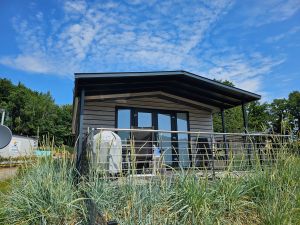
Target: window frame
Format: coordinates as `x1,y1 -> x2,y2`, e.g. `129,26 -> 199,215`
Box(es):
115,106 -> 191,167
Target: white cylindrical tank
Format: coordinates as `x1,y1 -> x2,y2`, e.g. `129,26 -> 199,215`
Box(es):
0,135 -> 37,158
92,131 -> 122,174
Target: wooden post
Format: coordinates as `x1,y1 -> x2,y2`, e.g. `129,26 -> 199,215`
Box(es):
76,88 -> 85,172
242,102 -> 248,133
210,134 -> 215,178
221,108 -> 229,162
241,102 -> 251,166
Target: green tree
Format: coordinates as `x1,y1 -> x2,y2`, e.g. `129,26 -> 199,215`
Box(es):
55,104 -> 74,146
267,91 -> 300,134
213,80 -> 275,133
213,106 -> 244,133
248,101 -> 271,132
213,80 -> 244,133
0,78 -> 73,146
287,91 -> 300,129
269,98 -> 289,133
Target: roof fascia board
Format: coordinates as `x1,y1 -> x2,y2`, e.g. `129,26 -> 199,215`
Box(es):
75,71 -> 182,79
74,70 -> 261,100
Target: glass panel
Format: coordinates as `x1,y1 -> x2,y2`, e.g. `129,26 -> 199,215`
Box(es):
177,113 -> 190,167
118,109 -> 130,128
138,112 -> 152,128
158,113 -> 172,165
158,113 -> 171,130
177,113 -> 188,131
117,109 -> 130,142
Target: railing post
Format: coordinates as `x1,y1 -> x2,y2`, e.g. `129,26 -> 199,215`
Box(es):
258,135 -> 264,169
241,102 -> 252,167
76,88 -> 85,176
241,102 -> 248,132
88,128 -> 95,175
210,134 -> 215,178
221,108 -> 229,164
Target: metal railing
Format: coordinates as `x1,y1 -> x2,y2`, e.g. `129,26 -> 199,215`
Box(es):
80,128 -> 295,177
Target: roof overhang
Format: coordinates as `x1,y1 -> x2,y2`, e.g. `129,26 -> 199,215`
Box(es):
72,70 -> 261,134
74,70 -> 261,109
85,91 -> 218,111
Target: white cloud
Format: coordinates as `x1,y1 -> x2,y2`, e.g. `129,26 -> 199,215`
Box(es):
238,77 -> 262,93
265,26 -> 300,43
205,51 -> 285,93
244,0 -> 300,26
0,0 -> 291,97
64,0 -> 87,14
0,55 -> 51,74
1,0 -> 235,76
36,12 -> 43,21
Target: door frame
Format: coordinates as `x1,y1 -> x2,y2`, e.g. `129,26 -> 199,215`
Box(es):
115,106 -> 191,167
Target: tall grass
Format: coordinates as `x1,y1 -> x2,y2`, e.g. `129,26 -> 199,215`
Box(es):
84,150 -> 300,225
0,156 -> 86,225
0,147 -> 299,224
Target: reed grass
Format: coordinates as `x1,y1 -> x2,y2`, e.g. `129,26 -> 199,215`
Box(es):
0,156 -> 86,225
84,149 -> 300,225
0,144 -> 299,224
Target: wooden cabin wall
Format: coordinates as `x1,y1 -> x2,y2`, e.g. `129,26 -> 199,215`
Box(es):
82,96 -> 213,135
82,96 -> 214,162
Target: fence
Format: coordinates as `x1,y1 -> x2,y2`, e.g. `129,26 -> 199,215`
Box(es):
76,128 -> 295,178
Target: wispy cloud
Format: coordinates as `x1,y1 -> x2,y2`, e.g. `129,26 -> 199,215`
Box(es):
1,0 -> 234,76
265,26 -> 300,43
203,50 -> 285,93
0,55 -> 52,74
244,0 -> 300,26
0,0 -> 293,97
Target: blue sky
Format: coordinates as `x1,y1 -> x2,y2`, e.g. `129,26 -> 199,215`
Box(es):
0,0 -> 299,105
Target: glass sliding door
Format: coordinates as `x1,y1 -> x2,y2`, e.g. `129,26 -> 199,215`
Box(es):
117,109 -> 131,144
157,113 -> 173,166
137,112 -> 152,128
116,107 -> 190,168
133,110 -> 154,171
177,113 -> 190,167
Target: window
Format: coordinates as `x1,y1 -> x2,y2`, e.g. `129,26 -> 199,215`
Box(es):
177,113 -> 190,167
158,113 -> 172,165
137,112 -> 152,128
116,107 -> 190,167
117,109 -> 131,142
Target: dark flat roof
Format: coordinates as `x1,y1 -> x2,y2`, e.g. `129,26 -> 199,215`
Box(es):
74,70 -> 261,109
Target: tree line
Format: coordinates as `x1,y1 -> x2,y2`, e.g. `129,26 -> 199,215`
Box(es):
0,78 -> 299,146
0,78 -> 73,146
213,81 -> 300,134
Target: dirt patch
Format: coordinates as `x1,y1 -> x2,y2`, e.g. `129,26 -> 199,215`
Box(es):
0,167 -> 18,181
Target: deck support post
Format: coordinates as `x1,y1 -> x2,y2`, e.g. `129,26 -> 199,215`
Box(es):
209,134 -> 215,179
242,102 -> 252,166
221,108 -> 229,163
242,102 -> 248,132
76,88 -> 85,173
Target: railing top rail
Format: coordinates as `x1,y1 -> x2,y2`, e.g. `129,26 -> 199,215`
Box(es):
93,127 -> 292,138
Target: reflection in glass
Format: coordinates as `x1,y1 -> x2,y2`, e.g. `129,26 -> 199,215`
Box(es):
138,112 -> 152,128
158,113 -> 172,165
177,113 -> 190,167
117,109 -> 130,143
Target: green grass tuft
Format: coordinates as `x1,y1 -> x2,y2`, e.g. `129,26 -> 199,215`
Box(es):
0,157 -> 86,225
0,149 -> 299,224
84,151 -> 300,225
